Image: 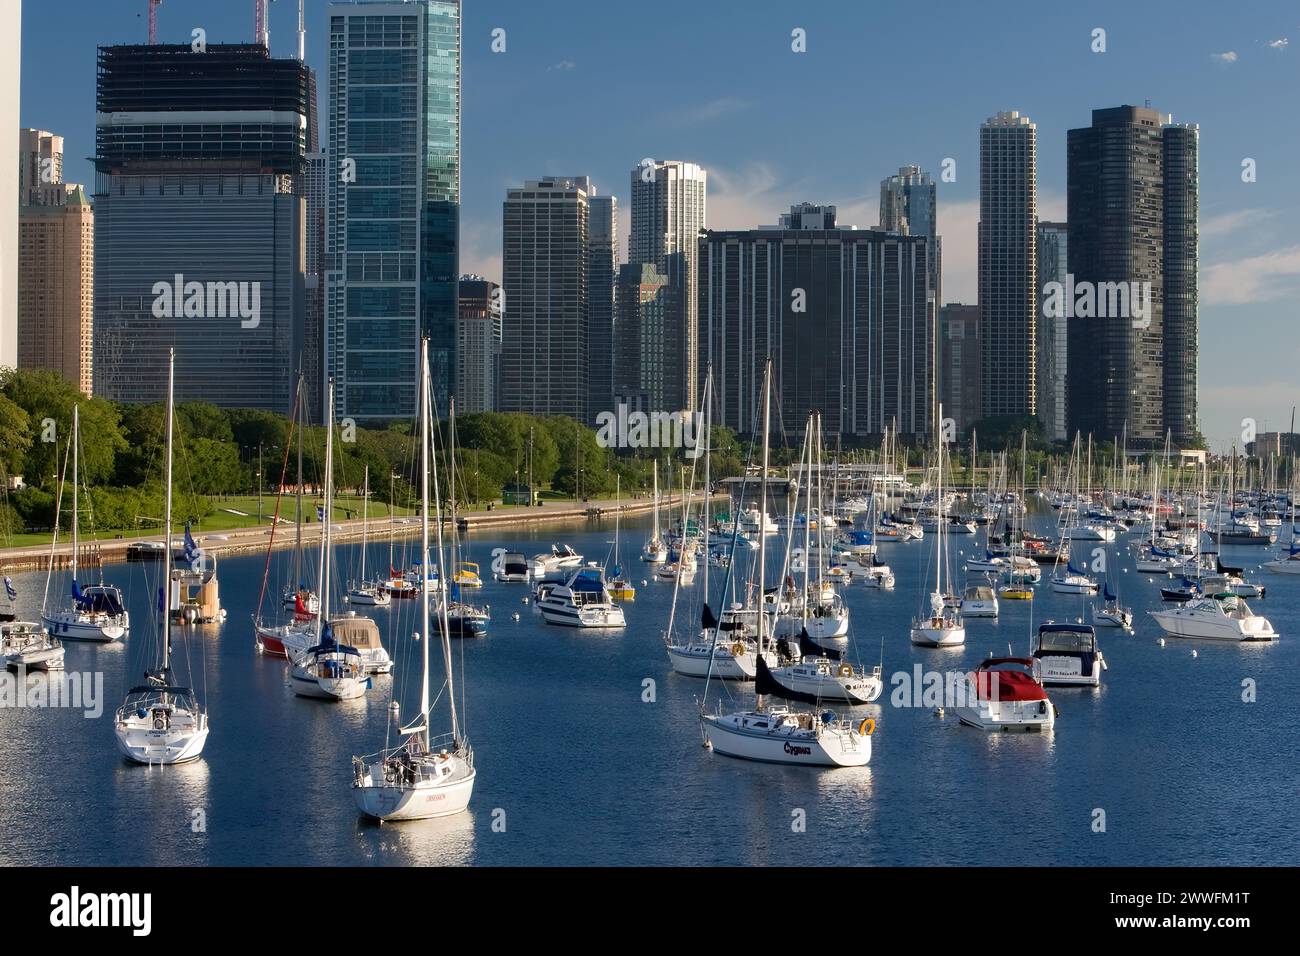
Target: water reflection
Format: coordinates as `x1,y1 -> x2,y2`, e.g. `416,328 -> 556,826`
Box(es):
353,810 -> 477,866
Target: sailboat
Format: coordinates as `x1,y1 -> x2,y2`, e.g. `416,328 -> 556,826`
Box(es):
910,410 -> 965,647
290,377 -> 376,699
346,467 -> 391,606
699,359 -> 873,766
282,378 -> 320,616
255,376 -> 321,658
607,478 -> 636,601
666,369 -> 774,679
114,350 -> 210,765
642,467 -> 668,563
436,400 -> 490,639
1092,575 -> 1133,629
352,341 -> 476,821
40,405 -> 129,643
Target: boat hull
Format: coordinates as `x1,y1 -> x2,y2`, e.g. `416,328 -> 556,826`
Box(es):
354,767 -> 476,822
701,715 -> 870,767
115,720 -> 209,765
41,612 -> 126,643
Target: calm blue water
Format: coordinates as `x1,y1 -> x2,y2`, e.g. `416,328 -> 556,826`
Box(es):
2,512 -> 1298,866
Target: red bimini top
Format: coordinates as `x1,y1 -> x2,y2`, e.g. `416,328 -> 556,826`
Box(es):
970,659 -> 1049,702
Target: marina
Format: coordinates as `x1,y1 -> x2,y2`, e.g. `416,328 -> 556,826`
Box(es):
0,502 -> 1296,866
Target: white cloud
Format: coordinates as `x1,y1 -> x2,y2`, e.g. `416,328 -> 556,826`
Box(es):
1200,208 -> 1272,240
1266,38 -> 1289,50
669,97 -> 751,126
1211,51 -> 1239,63
1202,245 -> 1300,305
548,60 -> 576,71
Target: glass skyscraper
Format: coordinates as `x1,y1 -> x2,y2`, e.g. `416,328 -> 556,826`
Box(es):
327,0 -> 461,421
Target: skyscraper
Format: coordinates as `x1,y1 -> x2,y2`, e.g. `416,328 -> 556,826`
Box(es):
880,165 -> 941,308
629,160 -> 706,411
326,0 -> 461,421
586,194 -> 618,423
938,304 -> 980,435
699,205 -> 935,440
499,178 -> 590,420
1067,106 -> 1198,446
304,150 -> 328,417
1162,124 -> 1200,446
18,132 -> 95,397
456,276 -> 501,414
979,111 -> 1037,420
613,263 -> 672,413
19,130 -> 65,206
1036,221 -> 1068,441
92,43 -> 309,411
0,1 -> 21,369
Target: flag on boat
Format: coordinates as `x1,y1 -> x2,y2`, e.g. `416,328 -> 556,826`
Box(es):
183,522 -> 204,570
316,505 -> 326,521
157,586 -> 166,613
3,576 -> 16,601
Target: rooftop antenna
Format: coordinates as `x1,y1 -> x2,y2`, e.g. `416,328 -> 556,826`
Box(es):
297,0 -> 305,61
147,0 -> 162,44
255,0 -> 270,50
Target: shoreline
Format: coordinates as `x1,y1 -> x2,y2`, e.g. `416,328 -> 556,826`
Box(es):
0,494 -> 716,572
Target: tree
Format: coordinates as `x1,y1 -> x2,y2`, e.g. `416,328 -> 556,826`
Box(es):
0,368 -> 127,486
0,391 -> 32,477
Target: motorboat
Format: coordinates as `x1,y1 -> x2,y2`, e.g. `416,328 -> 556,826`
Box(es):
537,566 -> 626,628
529,544 -> 585,582
1033,622 -> 1105,687
955,657 -> 1056,732
2,621 -> 64,671
1149,593 -> 1277,642
452,562 -> 483,588
494,551 -> 530,582
960,582 -> 999,618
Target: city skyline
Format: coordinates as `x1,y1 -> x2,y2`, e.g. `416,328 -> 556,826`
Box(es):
15,0 -> 1300,448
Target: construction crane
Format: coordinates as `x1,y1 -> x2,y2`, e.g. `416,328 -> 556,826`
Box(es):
147,0 -> 162,44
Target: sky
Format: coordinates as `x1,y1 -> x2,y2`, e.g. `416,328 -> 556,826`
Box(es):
18,0 -> 1300,450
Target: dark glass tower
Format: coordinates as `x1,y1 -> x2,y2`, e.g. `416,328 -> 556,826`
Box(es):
1067,106 -> 1198,446
92,44 -> 310,411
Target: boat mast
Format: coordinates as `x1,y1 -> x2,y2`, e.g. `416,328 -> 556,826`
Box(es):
756,359 -> 772,710
418,344 -> 432,748
162,350 -> 174,680
71,404 -> 78,584
360,465 -> 369,584
317,379 -> 334,637
295,379 -> 303,592
425,343 -> 460,745
702,368 -> 711,602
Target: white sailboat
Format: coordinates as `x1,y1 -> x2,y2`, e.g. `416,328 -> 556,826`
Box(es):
699,360 -> 873,766
114,350 -> 209,765
911,411 -> 965,647
665,369 -> 777,680
346,466 -> 391,606
352,340 -> 476,821
40,405 -> 129,643
290,377 -> 373,700
642,467 -> 668,563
